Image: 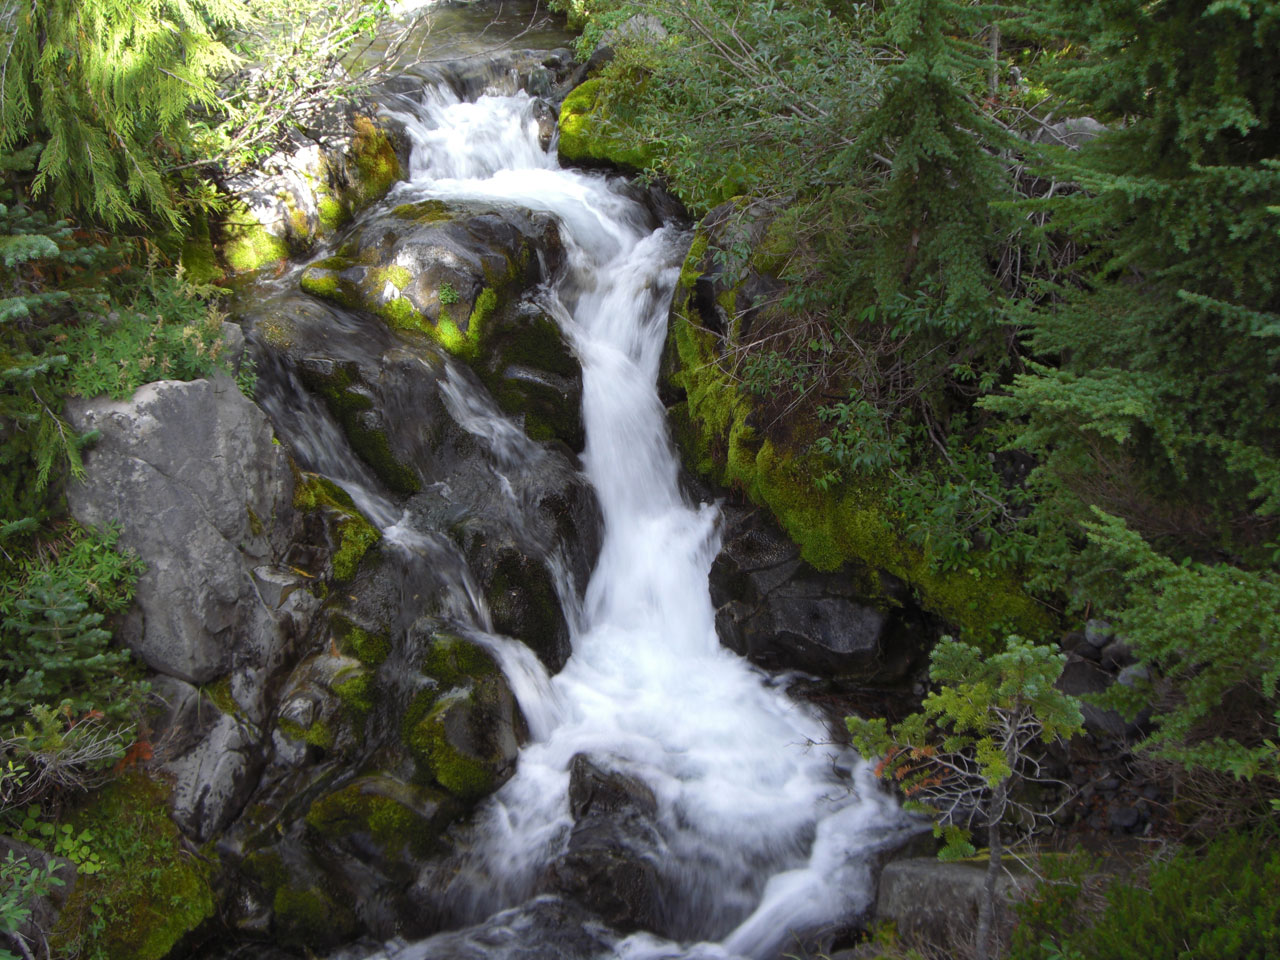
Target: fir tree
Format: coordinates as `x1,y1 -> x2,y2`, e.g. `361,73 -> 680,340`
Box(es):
0,0 -> 248,228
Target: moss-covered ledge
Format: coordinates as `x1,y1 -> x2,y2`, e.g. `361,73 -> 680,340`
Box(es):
665,234 -> 1050,643
557,76 -> 657,173
219,113 -> 406,275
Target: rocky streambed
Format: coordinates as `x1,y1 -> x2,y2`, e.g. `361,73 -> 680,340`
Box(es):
53,4 -> 964,958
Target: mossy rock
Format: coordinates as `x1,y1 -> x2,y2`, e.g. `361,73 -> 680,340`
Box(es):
557,77 -> 657,172
664,230 -> 1050,644
348,115 -> 403,207
475,307 -> 584,449
272,882 -> 357,950
294,471 -> 383,581
296,360 -> 420,494
222,205 -> 291,275
304,776 -> 455,861
482,547 -> 572,671
330,615 -> 392,667
400,634 -> 523,803
49,774 -> 216,960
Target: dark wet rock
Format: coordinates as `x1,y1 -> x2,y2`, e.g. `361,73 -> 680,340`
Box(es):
1108,805 -> 1143,833
297,198 -> 562,360
1101,639 -> 1136,670
405,634 -> 528,802
541,755 -> 665,934
709,506 -> 930,682
478,545 -> 573,672
1057,657 -> 1128,741
166,711 -> 265,842
1084,618 -> 1113,648
223,108 -> 408,273
386,895 -> 616,960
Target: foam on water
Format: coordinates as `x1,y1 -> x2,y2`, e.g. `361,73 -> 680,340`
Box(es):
375,83 -> 902,957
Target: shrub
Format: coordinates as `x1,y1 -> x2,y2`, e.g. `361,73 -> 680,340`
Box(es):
1011,832 -> 1280,960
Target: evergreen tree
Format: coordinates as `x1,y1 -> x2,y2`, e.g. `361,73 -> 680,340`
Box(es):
0,0 -> 247,228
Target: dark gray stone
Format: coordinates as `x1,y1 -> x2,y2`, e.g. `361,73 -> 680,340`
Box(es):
541,755 -> 665,934
874,857 -> 1030,948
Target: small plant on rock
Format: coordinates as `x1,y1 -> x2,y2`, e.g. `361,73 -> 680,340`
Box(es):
849,636 -> 1083,960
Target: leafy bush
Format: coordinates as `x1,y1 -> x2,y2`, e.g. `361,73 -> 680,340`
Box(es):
1011,832 -> 1280,960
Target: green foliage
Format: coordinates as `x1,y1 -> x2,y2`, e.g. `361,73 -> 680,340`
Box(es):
47,773 -> 215,960
1082,512 -> 1280,795
0,0 -> 247,228
1011,832 -> 1280,960
0,848 -> 65,960
438,281 -> 461,305
0,526 -> 146,726
849,636 -> 1082,851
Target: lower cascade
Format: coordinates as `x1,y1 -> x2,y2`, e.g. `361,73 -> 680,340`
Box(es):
233,9 -> 909,959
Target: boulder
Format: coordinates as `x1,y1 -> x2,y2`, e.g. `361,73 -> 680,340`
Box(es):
166,710 -> 265,842
222,111 -> 408,273
404,634 -> 528,803
540,754 -> 665,934
873,857 -> 1030,948
66,374 -> 316,691
709,506 -> 928,682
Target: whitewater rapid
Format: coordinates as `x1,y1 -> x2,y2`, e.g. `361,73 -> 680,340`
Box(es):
363,81 -> 904,959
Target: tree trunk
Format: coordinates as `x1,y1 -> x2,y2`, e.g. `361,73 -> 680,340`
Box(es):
988,23 -> 1001,98
975,784 -> 1005,960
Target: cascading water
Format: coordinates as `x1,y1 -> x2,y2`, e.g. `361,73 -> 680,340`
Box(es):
296,53 -> 909,959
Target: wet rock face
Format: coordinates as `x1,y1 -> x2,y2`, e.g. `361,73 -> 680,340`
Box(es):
292,197 -> 583,450
541,755 -> 665,935
709,506 -> 929,682
65,374 -> 316,688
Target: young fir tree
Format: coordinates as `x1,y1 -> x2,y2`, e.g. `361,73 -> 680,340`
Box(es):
850,636 -> 1083,960
850,0 -> 1015,326
985,0 -> 1280,576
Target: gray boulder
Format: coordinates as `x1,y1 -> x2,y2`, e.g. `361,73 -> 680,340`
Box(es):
66,374 -> 315,689
873,857 -> 1030,948
166,710 -> 265,842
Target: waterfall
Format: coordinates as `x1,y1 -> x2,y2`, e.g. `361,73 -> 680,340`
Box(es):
326,72 -> 909,959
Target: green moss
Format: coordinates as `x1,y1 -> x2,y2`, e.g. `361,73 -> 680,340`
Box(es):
202,675 -> 237,717
392,199 -> 453,223
405,693 -> 495,802
223,217 -> 290,274
557,77 -> 657,172
331,617 -> 391,666
381,264 -> 412,290
273,883 -> 355,949
664,239 -> 1049,643
332,515 -> 380,581
421,633 -> 497,687
279,716 -> 334,749
180,235 -> 223,284
294,472 -> 357,513
299,262 -> 363,310
316,187 -> 348,234
333,669 -> 374,714
349,115 -> 402,206
379,295 -> 426,329
304,779 -> 446,858
49,774 -> 215,960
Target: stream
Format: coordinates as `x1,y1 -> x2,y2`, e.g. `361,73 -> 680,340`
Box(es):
233,3 -> 908,957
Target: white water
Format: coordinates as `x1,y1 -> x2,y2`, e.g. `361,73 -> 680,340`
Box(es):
376,84 -> 903,957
